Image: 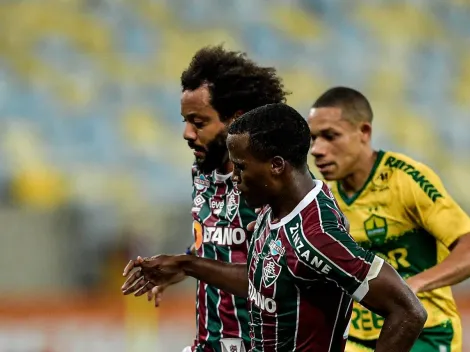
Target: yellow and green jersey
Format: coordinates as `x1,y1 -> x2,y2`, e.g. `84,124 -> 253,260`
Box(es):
329,150 -> 470,344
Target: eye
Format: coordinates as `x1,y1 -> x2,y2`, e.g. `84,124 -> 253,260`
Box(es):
324,132 -> 339,141
194,122 -> 205,129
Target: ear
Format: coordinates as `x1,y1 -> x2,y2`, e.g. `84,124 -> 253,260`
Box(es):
359,122 -> 372,143
271,156 -> 286,176
231,110 -> 244,121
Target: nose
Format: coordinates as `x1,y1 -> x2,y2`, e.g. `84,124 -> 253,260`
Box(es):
310,139 -> 327,158
183,122 -> 197,141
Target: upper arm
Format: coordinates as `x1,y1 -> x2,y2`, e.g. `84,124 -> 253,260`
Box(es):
402,162 -> 470,248
285,201 -> 380,301
360,261 -> 425,318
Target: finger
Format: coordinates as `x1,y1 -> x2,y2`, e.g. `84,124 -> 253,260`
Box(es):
134,281 -> 152,297
247,220 -> 256,232
148,286 -> 164,307
123,260 -> 136,277
121,269 -> 143,292
121,269 -> 142,291
123,256 -> 146,277
123,275 -> 146,295
255,208 -> 261,214
155,291 -> 164,307
147,285 -> 162,301
147,288 -> 154,302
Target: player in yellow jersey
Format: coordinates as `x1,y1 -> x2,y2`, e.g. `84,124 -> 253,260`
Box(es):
307,87 -> 470,352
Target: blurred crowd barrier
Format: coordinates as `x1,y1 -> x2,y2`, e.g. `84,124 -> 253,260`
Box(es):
0,0 -> 469,350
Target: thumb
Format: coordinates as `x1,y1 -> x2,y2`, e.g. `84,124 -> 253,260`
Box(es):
247,220 -> 256,232
147,285 -> 164,301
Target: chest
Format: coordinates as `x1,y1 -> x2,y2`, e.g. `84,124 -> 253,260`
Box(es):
334,181 -> 417,247
248,224 -> 295,303
191,176 -> 255,251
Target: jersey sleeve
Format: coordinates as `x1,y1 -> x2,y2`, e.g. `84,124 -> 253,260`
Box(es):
400,162 -> 470,248
285,200 -> 383,302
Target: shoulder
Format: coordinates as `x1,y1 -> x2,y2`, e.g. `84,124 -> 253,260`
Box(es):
285,181 -> 345,238
381,151 -> 444,203
382,151 -> 438,179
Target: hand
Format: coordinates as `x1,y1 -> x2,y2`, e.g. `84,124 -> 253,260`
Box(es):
147,284 -> 168,307
121,255 -> 186,297
406,276 -> 425,295
146,272 -> 187,307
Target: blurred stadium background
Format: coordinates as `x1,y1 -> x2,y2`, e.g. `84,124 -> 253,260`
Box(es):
0,0 -> 469,351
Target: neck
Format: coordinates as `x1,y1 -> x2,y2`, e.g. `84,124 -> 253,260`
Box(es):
217,160 -> 233,175
340,148 -> 378,196
270,168 -> 315,221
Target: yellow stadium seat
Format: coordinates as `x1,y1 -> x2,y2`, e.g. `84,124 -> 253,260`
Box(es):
121,107 -> 193,168
366,67 -> 405,103
10,166 -> 69,209
268,4 -> 323,40
454,51 -> 470,108
124,0 -> 172,27
157,28 -> 243,82
355,3 -> 444,44
281,69 -> 328,109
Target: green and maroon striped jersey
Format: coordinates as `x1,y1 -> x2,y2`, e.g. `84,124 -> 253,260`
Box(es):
247,180 -> 382,352
191,164 -> 257,352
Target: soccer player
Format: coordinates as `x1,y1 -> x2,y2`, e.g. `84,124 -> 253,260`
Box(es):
122,103 -> 427,352
307,87 -> 470,352
124,46 -> 288,352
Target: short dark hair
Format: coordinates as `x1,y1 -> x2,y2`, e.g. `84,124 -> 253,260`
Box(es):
181,45 -> 289,121
312,87 -> 373,123
228,103 -> 310,168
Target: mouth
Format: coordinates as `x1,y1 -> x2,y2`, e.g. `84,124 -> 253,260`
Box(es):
193,150 -> 205,158
189,144 -> 206,158
315,162 -> 335,173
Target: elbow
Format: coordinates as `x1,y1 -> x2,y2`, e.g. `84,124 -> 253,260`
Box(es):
415,303 -> 428,327
405,299 -> 428,331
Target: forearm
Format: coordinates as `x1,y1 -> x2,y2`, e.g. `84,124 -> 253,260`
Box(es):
412,261 -> 470,293
176,255 -> 248,297
375,307 -> 426,352
361,261 -> 427,351
411,235 -> 470,292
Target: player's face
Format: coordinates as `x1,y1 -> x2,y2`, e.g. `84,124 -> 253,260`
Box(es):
227,133 -> 272,208
307,107 -> 367,180
181,85 -> 229,174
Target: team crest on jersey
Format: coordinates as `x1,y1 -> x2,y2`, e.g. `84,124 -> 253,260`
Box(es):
194,174 -> 210,191
262,256 -> 282,288
364,214 -> 388,245
220,338 -> 245,352
226,188 -> 240,222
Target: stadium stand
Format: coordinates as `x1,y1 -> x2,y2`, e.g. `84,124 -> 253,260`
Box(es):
0,0 -> 468,216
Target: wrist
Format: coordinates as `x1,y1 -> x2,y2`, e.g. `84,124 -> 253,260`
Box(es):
174,254 -> 197,275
